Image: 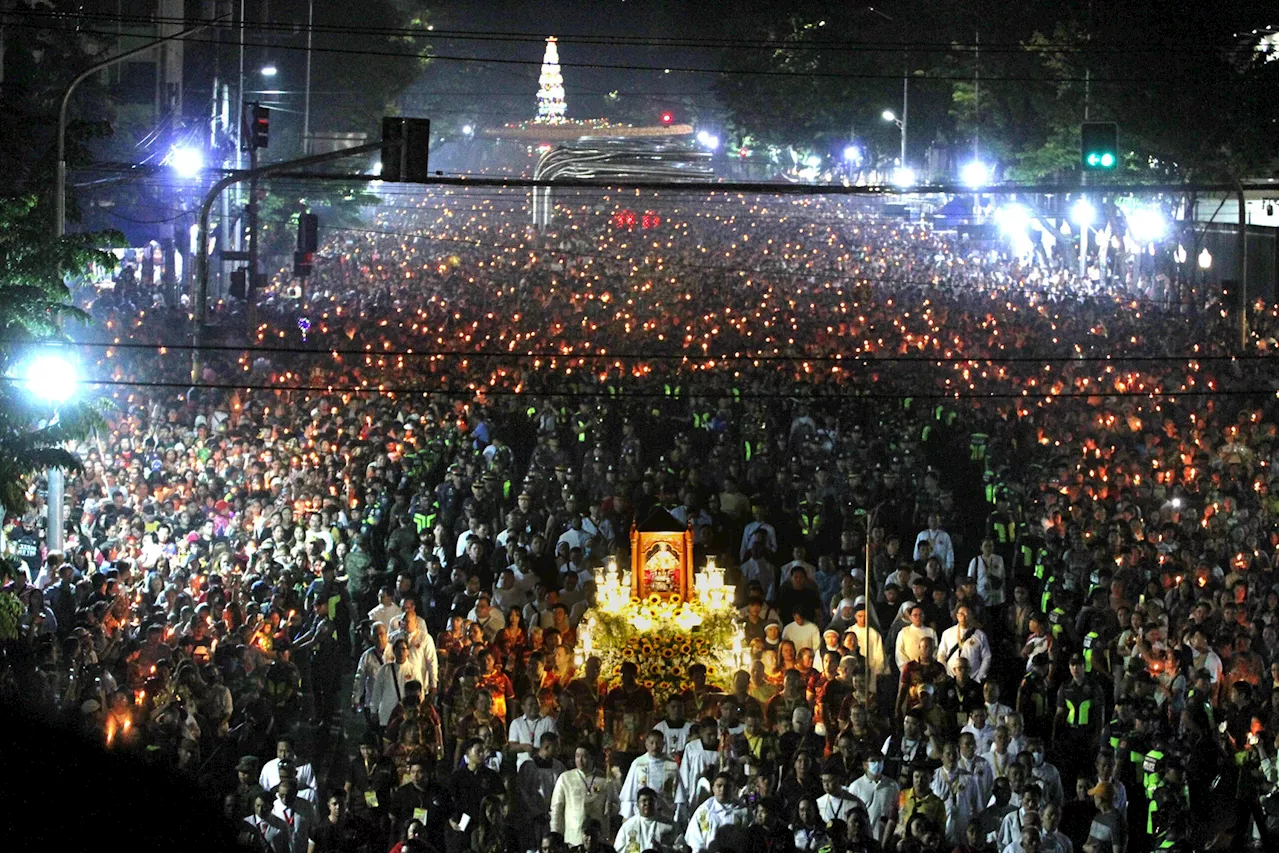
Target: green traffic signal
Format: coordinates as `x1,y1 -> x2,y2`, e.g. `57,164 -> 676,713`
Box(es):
1081,122 -> 1118,171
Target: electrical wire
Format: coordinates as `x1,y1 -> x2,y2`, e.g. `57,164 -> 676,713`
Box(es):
0,20 -> 1245,85
16,8 -> 1267,55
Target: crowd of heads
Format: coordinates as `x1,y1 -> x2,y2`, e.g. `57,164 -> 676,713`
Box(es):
1,187 -> 1275,853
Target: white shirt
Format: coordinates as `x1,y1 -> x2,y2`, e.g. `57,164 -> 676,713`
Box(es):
685,798 -> 748,852
368,601 -> 403,632
971,553 -> 1007,606
895,624 -> 939,669
740,521 -> 778,560
962,722 -> 997,756
914,527 -> 955,572
960,753 -> 995,806
614,814 -> 676,853
508,713 -> 558,768
847,772 -> 899,831
782,620 -> 821,654
936,624 -> 993,681
259,758 -> 317,800
550,768 -> 610,847
816,791 -> 865,824
850,624 -> 890,675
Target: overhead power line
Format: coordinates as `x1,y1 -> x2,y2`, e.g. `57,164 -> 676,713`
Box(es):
0,21 -> 1247,85
15,8 -> 1263,55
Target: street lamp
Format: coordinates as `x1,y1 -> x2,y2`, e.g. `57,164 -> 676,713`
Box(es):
696,130 -> 719,150
882,109 -> 906,166
1072,199 -> 1095,277
1197,247 -> 1212,269
462,124 -> 475,137
260,64 -> 278,77
167,145 -> 204,179
1128,208 -> 1165,244
891,166 -> 917,189
960,160 -> 990,190
18,350 -> 80,550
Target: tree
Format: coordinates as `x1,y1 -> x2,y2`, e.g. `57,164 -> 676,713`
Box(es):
0,195 -> 112,513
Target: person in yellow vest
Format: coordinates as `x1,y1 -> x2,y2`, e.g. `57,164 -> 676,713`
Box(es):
1054,653 -> 1106,785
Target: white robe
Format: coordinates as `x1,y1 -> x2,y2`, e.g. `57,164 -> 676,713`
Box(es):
619,753 -> 679,820
675,740 -> 721,807
614,814 -> 676,853
684,798 -> 748,852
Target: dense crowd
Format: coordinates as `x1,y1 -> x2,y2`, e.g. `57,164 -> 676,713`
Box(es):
1,187 -> 1276,853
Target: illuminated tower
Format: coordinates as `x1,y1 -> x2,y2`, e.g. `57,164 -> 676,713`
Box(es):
535,37 -> 567,123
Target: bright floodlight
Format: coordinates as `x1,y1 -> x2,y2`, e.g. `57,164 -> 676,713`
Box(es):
891,166 -> 917,188
461,124 -> 474,136
1071,199 -> 1096,227
882,110 -> 896,123
1198,247 -> 1212,269
22,352 -> 79,405
1129,208 -> 1165,243
696,130 -> 719,150
260,65 -> 278,77
960,160 -> 990,189
804,154 -> 822,168
843,145 -> 860,162
995,203 -> 1031,234
168,146 -> 204,179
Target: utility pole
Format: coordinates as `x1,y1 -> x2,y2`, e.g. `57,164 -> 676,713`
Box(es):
900,48 -> 908,167
303,0 -> 314,150
247,135 -> 260,335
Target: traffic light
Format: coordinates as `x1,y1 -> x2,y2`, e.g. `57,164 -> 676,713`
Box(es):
659,111 -> 675,126
380,117 -> 431,182
1081,122 -> 1118,170
242,103 -> 270,150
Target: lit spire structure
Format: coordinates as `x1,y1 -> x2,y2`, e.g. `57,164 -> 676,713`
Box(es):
535,36 -> 567,123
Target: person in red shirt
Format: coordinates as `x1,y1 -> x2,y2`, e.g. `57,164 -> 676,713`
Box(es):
474,648 -> 515,725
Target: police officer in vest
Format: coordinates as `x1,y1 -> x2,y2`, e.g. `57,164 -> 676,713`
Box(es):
1053,652 -> 1105,786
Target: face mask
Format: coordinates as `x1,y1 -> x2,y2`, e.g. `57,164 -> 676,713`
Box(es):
868,761 -> 884,776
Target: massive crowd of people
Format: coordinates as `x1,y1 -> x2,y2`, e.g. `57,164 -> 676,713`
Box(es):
1,186 -> 1276,853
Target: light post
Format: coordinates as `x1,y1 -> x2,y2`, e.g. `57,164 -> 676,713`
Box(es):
881,109 -> 905,168
1072,199 -> 1096,278
19,351 -> 80,551
55,21 -> 210,239
862,502 -> 885,709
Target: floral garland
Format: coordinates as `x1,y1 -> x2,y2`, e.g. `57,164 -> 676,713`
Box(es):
588,596 -> 741,706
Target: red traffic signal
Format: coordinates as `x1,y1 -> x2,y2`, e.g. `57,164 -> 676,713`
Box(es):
659,111 -> 674,125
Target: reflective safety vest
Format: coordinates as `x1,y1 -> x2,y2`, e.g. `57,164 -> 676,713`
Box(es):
526,406 -> 537,418
1082,631 -> 1102,673
799,507 -> 822,538
1033,554 -> 1048,581
1065,695 -> 1094,727
969,433 -> 988,461
1048,607 -> 1067,640
1040,578 -> 1056,612
902,397 -> 914,410
731,387 -> 741,402
693,412 -> 712,429
992,518 -> 1016,544
664,383 -> 682,398
921,424 -> 933,442
607,385 -> 620,398
985,483 -> 1000,504
1141,750 -> 1165,799
744,439 -> 761,462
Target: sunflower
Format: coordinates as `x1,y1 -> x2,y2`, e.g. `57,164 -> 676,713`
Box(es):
680,642 -> 692,654
661,648 -> 674,659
